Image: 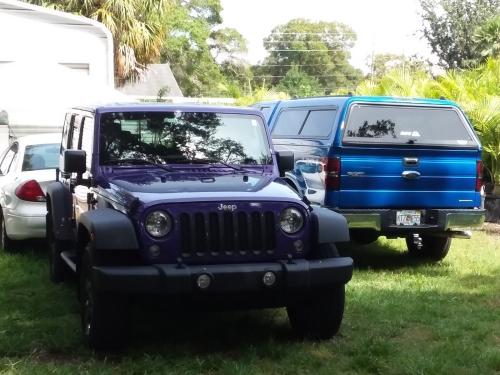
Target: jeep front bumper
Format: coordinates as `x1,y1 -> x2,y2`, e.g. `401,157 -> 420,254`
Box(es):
338,208 -> 485,233
91,257 -> 354,294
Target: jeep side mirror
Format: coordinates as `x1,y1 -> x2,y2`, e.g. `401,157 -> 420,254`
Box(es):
276,151 -> 294,177
63,149 -> 86,174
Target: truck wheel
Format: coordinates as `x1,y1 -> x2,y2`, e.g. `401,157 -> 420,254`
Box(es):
80,247 -> 128,350
1,212 -> 16,253
406,234 -> 451,261
48,215 -> 71,283
286,243 -> 345,340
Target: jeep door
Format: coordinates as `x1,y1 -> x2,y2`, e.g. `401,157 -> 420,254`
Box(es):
60,112 -> 94,224
339,102 -> 482,209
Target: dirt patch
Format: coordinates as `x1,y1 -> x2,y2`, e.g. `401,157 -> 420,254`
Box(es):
476,223 -> 500,236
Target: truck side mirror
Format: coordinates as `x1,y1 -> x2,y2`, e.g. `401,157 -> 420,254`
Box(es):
276,151 -> 294,177
63,149 -> 86,174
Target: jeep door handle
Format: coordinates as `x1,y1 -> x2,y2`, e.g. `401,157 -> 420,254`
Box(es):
403,157 -> 419,167
402,171 -> 421,180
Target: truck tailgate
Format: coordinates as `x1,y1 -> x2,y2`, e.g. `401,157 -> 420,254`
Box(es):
339,147 -> 479,208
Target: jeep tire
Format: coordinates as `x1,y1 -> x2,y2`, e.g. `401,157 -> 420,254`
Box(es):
80,246 -> 128,350
286,243 -> 346,340
406,234 -> 451,261
48,215 -> 71,283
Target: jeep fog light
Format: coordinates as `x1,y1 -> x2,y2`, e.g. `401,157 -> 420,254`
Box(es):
145,210 -> 172,237
279,208 -> 304,234
293,240 -> 304,253
263,271 -> 276,286
149,245 -> 161,257
197,274 -> 211,289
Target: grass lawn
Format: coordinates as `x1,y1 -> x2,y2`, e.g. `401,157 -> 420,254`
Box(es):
1,229 -> 500,375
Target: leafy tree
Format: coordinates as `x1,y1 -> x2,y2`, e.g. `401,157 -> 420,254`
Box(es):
161,0 -> 250,97
23,0 -> 173,86
259,18 -> 363,91
474,16 -> 500,60
365,53 -> 432,83
276,65 -> 321,96
161,0 -> 223,96
418,0 -> 500,69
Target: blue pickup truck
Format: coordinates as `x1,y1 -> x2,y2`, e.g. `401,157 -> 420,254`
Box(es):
251,95 -> 486,261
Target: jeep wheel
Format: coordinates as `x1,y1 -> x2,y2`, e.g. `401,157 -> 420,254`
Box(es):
1,212 -> 16,253
286,243 -> 345,340
48,215 -> 71,283
80,247 -> 128,350
406,234 -> 451,261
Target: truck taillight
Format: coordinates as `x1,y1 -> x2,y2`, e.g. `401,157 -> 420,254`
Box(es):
476,161 -> 482,192
15,180 -> 46,202
321,157 -> 340,190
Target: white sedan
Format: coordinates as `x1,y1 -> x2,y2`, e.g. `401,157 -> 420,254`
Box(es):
0,133 -> 61,252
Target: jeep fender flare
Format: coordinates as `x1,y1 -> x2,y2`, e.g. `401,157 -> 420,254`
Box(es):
283,172 -> 304,197
79,208 -> 139,250
46,182 -> 74,241
311,206 -> 350,244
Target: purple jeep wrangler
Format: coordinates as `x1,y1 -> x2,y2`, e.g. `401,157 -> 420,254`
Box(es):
45,103 -> 353,350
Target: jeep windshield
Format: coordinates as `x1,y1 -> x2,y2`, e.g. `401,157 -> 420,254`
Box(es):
98,111 -> 273,166
343,104 -> 479,148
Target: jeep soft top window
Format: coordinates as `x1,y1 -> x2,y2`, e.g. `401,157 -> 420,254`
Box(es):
272,108 -> 336,137
344,104 -> 478,147
99,111 -> 272,165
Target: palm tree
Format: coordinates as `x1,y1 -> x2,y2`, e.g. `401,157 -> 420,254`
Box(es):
474,16 -> 500,61
23,0 -> 172,86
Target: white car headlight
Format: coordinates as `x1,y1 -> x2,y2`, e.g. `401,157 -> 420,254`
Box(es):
279,208 -> 304,234
145,210 -> 172,237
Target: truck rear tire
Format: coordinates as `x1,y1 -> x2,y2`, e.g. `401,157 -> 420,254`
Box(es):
406,234 -> 451,261
80,247 -> 128,350
286,243 -> 345,340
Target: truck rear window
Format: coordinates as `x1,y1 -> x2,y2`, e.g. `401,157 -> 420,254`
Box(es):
343,104 -> 477,147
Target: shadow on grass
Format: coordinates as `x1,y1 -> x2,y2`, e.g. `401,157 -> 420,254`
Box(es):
337,240 -> 442,272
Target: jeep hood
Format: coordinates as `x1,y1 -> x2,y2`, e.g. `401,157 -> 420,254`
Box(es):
96,170 -> 302,209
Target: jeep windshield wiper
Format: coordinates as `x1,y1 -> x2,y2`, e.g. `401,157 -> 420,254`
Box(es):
104,158 -> 174,172
173,157 -> 249,173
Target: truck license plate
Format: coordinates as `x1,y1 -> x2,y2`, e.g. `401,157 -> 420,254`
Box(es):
396,210 -> 421,225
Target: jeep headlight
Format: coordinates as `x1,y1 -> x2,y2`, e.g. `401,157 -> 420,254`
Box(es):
145,210 -> 172,237
279,208 -> 304,234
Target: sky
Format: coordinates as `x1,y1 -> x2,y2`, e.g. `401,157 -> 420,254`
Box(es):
219,0 -> 437,74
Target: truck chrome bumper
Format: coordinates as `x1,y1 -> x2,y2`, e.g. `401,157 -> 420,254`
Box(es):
336,209 -> 485,232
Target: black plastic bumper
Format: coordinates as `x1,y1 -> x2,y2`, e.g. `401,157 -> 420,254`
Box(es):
339,208 -> 485,233
91,257 -> 354,295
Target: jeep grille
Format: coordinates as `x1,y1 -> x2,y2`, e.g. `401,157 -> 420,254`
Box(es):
179,211 -> 276,256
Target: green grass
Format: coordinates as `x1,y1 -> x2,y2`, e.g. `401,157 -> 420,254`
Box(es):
1,233 -> 500,375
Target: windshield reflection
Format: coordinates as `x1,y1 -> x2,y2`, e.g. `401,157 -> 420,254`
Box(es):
99,111 -> 273,165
